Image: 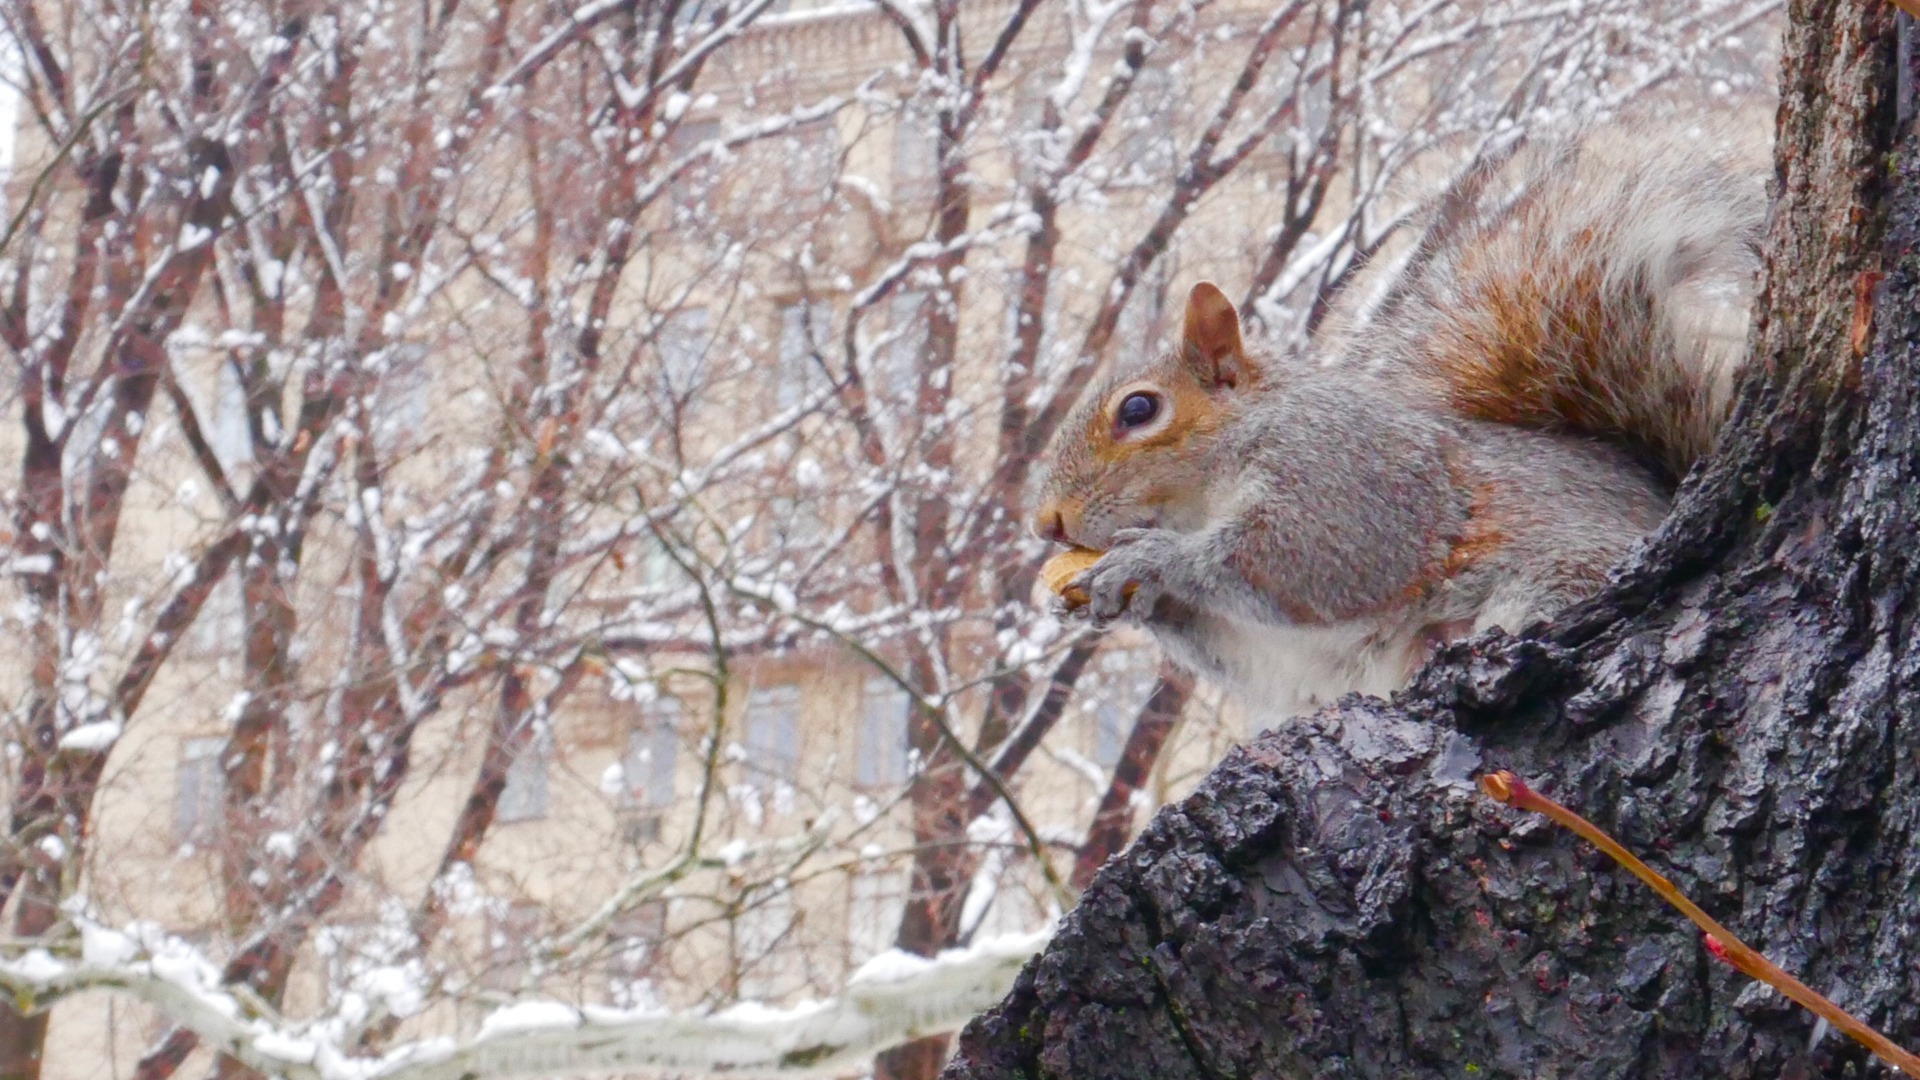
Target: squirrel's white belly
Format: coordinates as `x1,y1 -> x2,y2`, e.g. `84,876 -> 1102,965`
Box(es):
1161,611 -> 1425,724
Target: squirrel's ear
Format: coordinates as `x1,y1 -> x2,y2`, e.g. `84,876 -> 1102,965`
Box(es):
1180,281 -> 1248,389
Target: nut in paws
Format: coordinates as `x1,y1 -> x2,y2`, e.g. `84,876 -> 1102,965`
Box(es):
1073,531 -> 1176,623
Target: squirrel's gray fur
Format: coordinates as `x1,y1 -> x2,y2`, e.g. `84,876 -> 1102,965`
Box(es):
1032,127 -> 1764,717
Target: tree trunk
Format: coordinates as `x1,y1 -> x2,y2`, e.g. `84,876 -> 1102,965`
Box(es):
941,3 -> 1920,1077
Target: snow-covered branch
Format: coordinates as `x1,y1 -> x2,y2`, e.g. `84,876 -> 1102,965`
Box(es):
0,927 -> 1050,1080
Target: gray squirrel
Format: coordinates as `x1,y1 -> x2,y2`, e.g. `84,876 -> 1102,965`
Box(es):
1031,131 -> 1762,714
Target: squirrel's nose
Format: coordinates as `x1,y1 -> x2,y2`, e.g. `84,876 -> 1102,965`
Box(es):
1032,504 -> 1070,544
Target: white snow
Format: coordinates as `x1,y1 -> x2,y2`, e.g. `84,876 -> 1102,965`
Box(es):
0,913 -> 1050,1080
599,762 -> 626,796
251,1031 -> 317,1063
7,555 -> 53,576
4,949 -> 65,982
846,947 -> 928,985
477,1000 -> 582,1040
714,998 -> 831,1025
57,721 -> 122,752
79,922 -> 139,967
849,927 -> 1053,987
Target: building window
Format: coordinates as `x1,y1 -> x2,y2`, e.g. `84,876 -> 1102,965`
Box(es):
482,902 -> 543,992
1114,264 -> 1168,369
891,106 -> 938,203
671,1 -> 714,28
667,119 -> 722,209
847,871 -> 906,964
1116,66 -> 1174,179
743,684 -> 800,784
175,737 -> 226,845
735,886 -> 795,1000
62,390 -> 115,481
969,869 -> 1045,943
189,569 -> 246,658
637,533 -> 682,590
1272,69 -> 1334,159
1009,70 -> 1050,186
658,306 -> 711,397
211,361 -> 252,471
881,290 -> 926,398
785,118 -> 841,203
776,299 -> 832,410
372,344 -> 429,452
607,901 -> 668,1007
626,698 -> 679,806
766,495 -> 827,552
498,726 -> 551,823
1094,700 -> 1127,768
1087,648 -> 1157,768
1002,267 -> 1064,362
856,677 -> 910,789
621,698 -> 679,844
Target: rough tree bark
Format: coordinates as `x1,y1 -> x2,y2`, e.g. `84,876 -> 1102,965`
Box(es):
942,3 -> 1920,1077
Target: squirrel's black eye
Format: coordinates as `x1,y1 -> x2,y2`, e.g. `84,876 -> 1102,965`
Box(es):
1116,392 -> 1160,430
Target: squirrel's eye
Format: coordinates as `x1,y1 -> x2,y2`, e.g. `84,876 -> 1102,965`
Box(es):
1116,392 -> 1160,430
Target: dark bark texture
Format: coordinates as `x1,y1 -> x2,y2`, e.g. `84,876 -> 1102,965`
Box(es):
942,3 -> 1920,1078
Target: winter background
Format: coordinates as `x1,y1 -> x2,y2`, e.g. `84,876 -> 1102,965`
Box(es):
0,1 -> 1775,1078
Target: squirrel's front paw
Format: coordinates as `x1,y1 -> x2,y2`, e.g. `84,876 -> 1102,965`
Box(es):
1073,530 -> 1176,624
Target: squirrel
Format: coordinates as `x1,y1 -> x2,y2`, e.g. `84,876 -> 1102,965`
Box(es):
1031,131 -> 1762,715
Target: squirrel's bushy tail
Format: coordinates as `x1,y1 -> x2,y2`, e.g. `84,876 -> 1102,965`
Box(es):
1338,128 -> 1765,484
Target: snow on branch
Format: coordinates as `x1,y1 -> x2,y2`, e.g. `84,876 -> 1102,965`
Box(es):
0,923 -> 1051,1080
